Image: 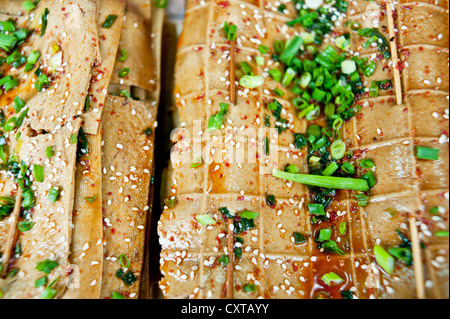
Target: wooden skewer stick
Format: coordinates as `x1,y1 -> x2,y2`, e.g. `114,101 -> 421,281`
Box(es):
409,214 -> 426,299
1,188 -> 23,277
386,2 -> 403,105
225,218 -> 234,299
229,40 -> 237,104
385,1 -> 425,299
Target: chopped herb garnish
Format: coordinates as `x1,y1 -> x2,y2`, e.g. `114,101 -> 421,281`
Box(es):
293,232 -> 307,244
18,221 -> 35,232
217,255 -> 229,267
102,15 -> 118,28
119,67 -> 130,78
196,214 -> 216,226
36,259 -> 59,274
40,8 -> 49,37
416,146 -> 439,160
48,187 -> 61,203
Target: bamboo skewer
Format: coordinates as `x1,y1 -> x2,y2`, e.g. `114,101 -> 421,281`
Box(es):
385,0 -> 425,299
229,40 -> 237,104
386,3 -> 403,105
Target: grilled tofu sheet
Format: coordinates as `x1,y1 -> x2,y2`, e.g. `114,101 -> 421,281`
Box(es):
158,0 -> 449,299
0,0 -> 162,299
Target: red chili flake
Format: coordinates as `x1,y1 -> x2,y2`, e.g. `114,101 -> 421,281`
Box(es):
217,1 -> 230,8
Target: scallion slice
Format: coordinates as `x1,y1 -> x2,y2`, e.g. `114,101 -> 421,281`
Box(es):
318,228 -> 332,242
273,170 -> 370,191
119,67 -> 130,78
48,187 -> 60,203
239,75 -> 264,89
33,164 -> 44,182
374,245 -> 395,275
330,140 -> 346,160
341,60 -> 356,74
416,146 -> 439,160
322,162 -> 339,176
102,15 -> 117,28
308,203 -> 325,216
196,214 -> 216,226
321,272 -> 344,286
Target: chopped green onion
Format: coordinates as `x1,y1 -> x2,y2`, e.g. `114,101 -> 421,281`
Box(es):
0,21 -> 15,32
223,22 -> 237,41
255,56 -> 264,66
293,232 -> 307,244
416,146 -> 439,160
33,164 -> 44,182
299,72 -> 312,88
206,103 -> 229,132
41,286 -> 57,299
279,36 -> 303,65
339,222 -> 347,235
285,164 -> 299,174
354,193 -> 369,206
239,75 -> 264,89
40,8 -> 49,37
22,0 -> 37,11
308,203 -> 325,216
318,228 -> 332,241
190,157 -> 203,168
266,195 -> 276,207
361,170 -> 377,188
112,291 -> 125,299
35,73 -> 50,92
322,162 -> 339,176
0,33 -> 18,52
119,68 -> 130,78
300,32 -> 315,44
102,15 -> 118,28
341,60 -> 356,74
240,211 -> 259,220
374,245 -> 395,275
388,247 -> 412,265
46,146 -> 53,158
243,284 -> 257,293
48,187 -> 60,203
36,259 -> 59,274
35,276 -> 47,288
281,68 -> 296,87
268,69 -> 282,82
119,48 -> 127,62
258,44 -> 269,54
435,230 -> 449,237
3,117 -> 19,132
84,194 -> 98,203
196,214 -> 216,225
335,36 -> 350,51
13,96 -> 26,113
118,254 -> 130,268
273,170 -> 370,191
321,272 -> 344,286
359,159 -> 374,169
369,80 -> 379,97
341,162 -> 355,175
18,221 -> 35,232
155,0 -> 168,9
217,254 -> 229,267
330,140 -> 346,160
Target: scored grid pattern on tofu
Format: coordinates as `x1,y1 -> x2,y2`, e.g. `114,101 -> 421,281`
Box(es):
395,0 -> 449,298
159,0 -> 449,299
